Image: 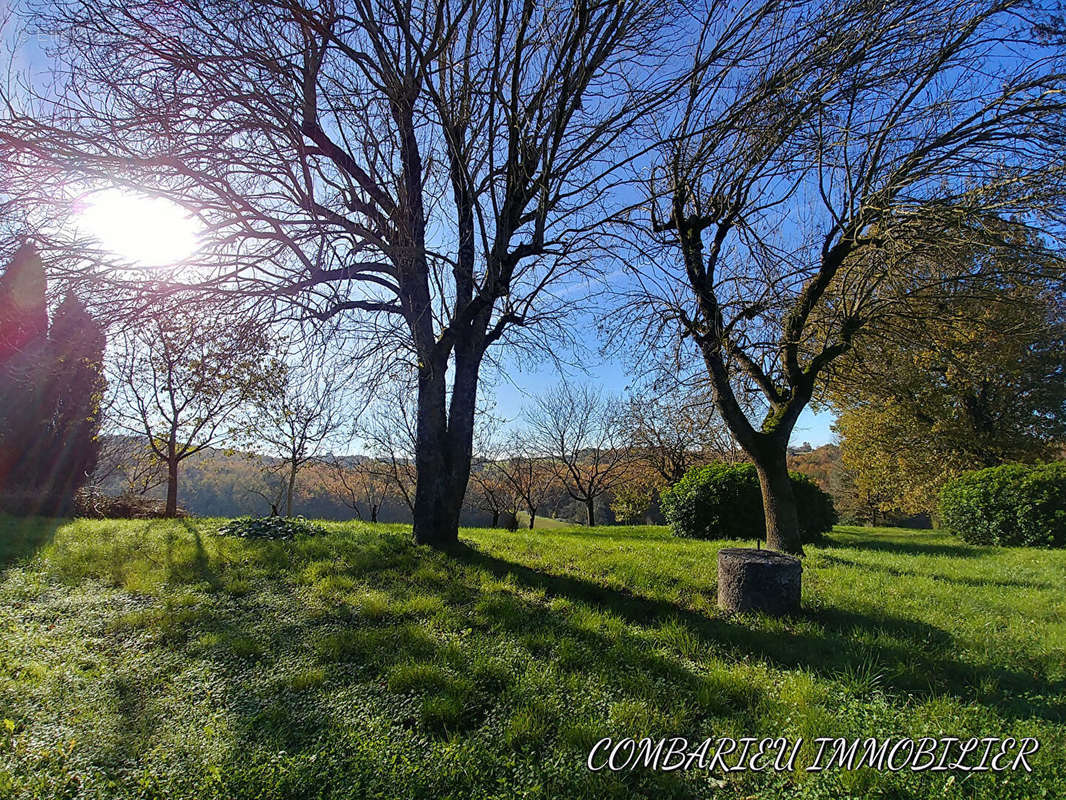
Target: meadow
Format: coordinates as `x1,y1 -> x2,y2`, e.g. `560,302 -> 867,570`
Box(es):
0,517 -> 1063,799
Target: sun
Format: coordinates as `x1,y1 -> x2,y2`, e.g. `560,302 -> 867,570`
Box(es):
77,189 -> 202,267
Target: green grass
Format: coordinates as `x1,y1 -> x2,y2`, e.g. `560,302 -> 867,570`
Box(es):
0,516 -> 1063,799
513,511 -> 571,529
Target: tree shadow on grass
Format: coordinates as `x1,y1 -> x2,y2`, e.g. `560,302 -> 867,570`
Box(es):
817,552 -> 1056,591
0,514 -> 64,569
820,534 -> 988,559
38,526 -> 1060,799
449,540 -> 1065,724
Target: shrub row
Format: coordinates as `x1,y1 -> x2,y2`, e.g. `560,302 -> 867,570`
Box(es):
660,462 -> 837,543
939,462 -> 1066,547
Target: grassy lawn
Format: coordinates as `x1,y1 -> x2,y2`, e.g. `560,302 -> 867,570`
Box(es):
0,518 -> 1063,799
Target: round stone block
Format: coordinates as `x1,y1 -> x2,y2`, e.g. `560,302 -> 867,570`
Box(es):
717,547 -> 801,616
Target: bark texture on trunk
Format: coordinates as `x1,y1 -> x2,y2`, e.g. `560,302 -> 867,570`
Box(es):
411,348 -> 479,548
585,498 -> 595,527
752,446 -> 803,555
165,456 -> 178,518
285,464 -> 297,517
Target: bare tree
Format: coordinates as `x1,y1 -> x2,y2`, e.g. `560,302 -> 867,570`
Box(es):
359,390 -> 418,516
621,0 -> 1066,553
496,432 -> 557,530
327,458 -> 390,523
108,303 -> 272,516
240,353 -> 363,517
525,383 -> 631,526
2,0 -> 684,546
623,382 -> 740,485
466,411 -> 516,528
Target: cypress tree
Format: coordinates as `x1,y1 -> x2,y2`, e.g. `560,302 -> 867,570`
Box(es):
0,244 -> 107,514
39,292 -> 107,513
0,243 -> 50,510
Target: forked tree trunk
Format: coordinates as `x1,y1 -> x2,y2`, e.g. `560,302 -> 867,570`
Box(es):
751,446 -> 803,555
411,348 -> 479,548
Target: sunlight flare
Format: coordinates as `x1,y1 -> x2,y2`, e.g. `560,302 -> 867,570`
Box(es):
77,189 -> 201,267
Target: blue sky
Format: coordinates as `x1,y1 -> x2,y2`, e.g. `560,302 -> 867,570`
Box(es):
488,351 -> 837,448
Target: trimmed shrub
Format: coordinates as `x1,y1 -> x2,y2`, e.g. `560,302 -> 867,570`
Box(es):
218,515 -> 327,540
660,462 -> 836,543
939,462 -> 1066,547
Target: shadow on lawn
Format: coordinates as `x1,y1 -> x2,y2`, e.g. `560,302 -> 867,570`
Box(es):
450,540 -> 1065,725
818,552 -> 1056,591
0,514 -> 64,569
62,525 -> 1060,797
820,535 -> 987,559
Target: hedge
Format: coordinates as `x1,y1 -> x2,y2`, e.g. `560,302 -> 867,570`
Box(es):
939,462 -> 1066,547
660,462 -> 837,543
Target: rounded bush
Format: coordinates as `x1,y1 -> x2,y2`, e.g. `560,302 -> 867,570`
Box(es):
660,462 -> 836,543
939,462 -> 1066,547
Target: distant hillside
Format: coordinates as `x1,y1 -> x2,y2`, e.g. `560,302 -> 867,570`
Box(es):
787,443 -> 840,492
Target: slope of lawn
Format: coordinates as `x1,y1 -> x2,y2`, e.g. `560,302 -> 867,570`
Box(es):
0,517 -> 1063,799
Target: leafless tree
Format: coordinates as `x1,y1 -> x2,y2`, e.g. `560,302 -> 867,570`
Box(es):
327,458 -> 391,523
623,381 -> 741,485
2,0 -> 686,546
496,432 -> 556,530
240,351 -> 366,516
465,411 -> 516,528
358,388 -> 418,515
618,0 -> 1066,553
107,302 -> 273,516
525,383 -> 631,526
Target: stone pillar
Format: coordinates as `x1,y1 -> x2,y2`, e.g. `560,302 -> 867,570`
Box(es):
717,547 -> 802,616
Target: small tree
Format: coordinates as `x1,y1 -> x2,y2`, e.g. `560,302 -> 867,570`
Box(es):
359,392 -> 418,516
242,356 -> 357,517
109,303 -> 272,516
497,433 -> 557,530
327,458 -> 390,523
526,383 -> 631,527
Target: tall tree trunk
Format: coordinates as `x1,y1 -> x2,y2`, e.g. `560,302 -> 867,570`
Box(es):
491,509 -> 500,527
370,505 -> 378,524
411,346 -> 480,547
585,497 -> 596,527
165,455 -> 178,518
528,508 -> 536,529
412,362 -> 457,546
285,462 -> 297,517
751,445 -> 803,555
